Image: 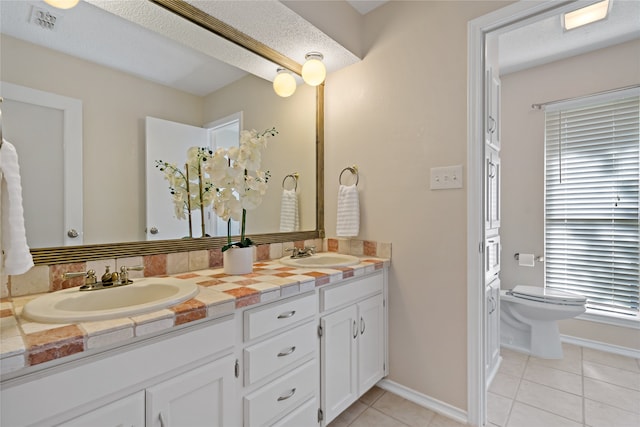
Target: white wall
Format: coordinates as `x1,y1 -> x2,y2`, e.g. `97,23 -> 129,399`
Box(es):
500,39 -> 640,350
324,0 -> 509,411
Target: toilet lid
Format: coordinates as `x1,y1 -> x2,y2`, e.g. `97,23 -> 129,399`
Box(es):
509,285 -> 587,306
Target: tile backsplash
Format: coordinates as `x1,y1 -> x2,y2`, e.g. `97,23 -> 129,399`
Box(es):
3,238 -> 391,298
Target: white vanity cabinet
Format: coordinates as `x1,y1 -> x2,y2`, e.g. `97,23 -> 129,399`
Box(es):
58,392 -> 145,427
1,316 -> 237,427
319,272 -> 387,425
240,292 -> 320,427
146,354 -> 237,427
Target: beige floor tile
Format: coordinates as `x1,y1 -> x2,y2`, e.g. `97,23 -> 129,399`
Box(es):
583,348 -> 640,373
489,372 -> 521,399
516,380 -> 583,423
359,386 -> 386,406
499,349 -> 529,378
507,402 -> 582,427
372,392 -> 436,426
583,360 -> 640,391
584,377 -> 640,414
487,392 -> 512,427
428,414 -> 468,427
526,343 -> 583,375
328,401 -> 368,427
584,398 -> 640,427
349,407 -> 409,427
523,362 -> 582,395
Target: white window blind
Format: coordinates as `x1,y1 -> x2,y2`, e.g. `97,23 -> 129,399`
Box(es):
545,90 -> 639,317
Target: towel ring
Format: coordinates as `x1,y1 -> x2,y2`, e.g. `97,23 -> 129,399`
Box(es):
339,165 -> 359,186
282,173 -> 298,191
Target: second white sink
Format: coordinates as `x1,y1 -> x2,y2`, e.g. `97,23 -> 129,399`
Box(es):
279,252 -> 360,268
22,278 -> 199,324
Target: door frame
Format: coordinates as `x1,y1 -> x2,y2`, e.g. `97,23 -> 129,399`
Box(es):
466,1 -> 573,425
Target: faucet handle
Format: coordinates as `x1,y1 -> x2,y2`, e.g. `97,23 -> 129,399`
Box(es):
62,269 -> 97,285
119,265 -> 144,284
285,247 -> 300,257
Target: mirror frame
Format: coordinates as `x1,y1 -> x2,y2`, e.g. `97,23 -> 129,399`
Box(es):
30,0 -> 324,265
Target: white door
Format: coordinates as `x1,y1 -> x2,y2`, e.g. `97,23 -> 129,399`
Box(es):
1,82 -> 83,247
146,355 -> 237,427
357,294 -> 385,394
145,117 -> 209,240
320,305 -> 358,424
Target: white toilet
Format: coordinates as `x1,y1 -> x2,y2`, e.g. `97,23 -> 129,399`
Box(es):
500,285 -> 586,359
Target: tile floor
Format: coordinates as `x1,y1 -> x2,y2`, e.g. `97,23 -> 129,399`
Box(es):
489,344 -> 639,427
327,385 -> 467,427
329,344 -> 639,427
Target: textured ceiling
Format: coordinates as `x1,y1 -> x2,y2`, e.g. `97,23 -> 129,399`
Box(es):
498,0 -> 640,75
1,1 -> 636,94
0,0 -> 360,96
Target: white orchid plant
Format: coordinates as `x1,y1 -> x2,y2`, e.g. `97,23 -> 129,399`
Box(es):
207,127 -> 277,251
155,147 -> 215,223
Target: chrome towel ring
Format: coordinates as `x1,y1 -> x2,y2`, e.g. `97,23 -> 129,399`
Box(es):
282,172 -> 299,191
339,165 -> 359,186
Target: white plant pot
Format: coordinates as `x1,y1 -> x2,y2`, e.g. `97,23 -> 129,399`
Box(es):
223,246 -> 254,275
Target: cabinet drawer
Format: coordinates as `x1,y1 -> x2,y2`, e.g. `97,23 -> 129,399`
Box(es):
244,321 -> 316,386
270,397 -> 317,427
243,359 -> 316,426
244,293 -> 316,341
321,273 -> 383,312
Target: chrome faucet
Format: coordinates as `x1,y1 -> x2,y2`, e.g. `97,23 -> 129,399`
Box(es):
286,246 -> 316,258
61,265 -> 144,291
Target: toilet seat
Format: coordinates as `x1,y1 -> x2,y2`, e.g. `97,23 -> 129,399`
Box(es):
507,285 -> 586,306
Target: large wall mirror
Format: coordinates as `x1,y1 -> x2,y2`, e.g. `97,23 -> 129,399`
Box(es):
0,0 -> 324,264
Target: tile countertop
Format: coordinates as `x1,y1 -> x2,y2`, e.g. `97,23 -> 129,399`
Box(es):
0,256 -> 388,378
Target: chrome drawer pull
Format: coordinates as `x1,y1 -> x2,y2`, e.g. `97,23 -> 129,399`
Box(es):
277,388 -> 296,402
277,310 -> 296,319
353,320 -> 358,339
277,346 -> 296,357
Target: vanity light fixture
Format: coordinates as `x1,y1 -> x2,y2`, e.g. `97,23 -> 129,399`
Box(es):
563,0 -> 610,31
301,52 -> 326,86
273,68 -> 297,97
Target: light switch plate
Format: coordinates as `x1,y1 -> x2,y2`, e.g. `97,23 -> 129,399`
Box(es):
430,165 -> 463,190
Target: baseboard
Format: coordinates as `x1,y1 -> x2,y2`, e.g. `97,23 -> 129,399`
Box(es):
376,379 -> 468,425
561,334 -> 640,359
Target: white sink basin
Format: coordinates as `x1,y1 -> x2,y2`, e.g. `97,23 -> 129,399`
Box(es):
279,253 -> 360,268
23,278 -> 199,323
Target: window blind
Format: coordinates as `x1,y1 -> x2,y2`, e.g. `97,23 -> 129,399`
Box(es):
545,91 -> 639,317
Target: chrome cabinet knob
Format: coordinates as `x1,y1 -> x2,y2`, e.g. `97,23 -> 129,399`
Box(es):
67,229 -> 79,238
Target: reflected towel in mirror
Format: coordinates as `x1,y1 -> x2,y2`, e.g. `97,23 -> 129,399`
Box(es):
279,189 -> 299,232
0,139 -> 34,275
336,184 -> 359,237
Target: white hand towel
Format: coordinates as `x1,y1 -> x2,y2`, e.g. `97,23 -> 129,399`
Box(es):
0,139 -> 34,275
336,184 -> 359,237
279,189 -> 299,232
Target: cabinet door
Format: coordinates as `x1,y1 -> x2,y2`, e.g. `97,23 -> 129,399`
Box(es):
485,68 -> 501,151
57,392 -> 144,427
485,147 -> 501,231
146,354 -> 236,427
320,305 -> 358,424
358,294 -> 385,393
485,278 -> 501,380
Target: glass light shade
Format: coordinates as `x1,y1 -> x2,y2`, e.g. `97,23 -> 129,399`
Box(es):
563,0 -> 609,30
273,71 -> 297,97
44,0 -> 80,9
302,55 -> 326,86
